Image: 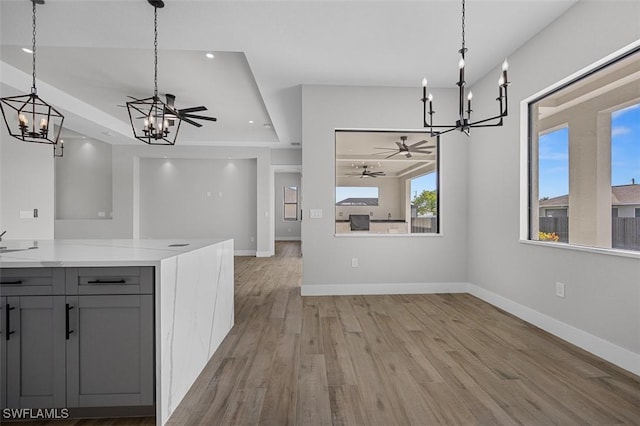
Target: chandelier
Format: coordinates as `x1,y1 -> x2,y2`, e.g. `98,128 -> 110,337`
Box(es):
0,0 -> 65,154
126,0 -> 181,145
421,0 -> 510,136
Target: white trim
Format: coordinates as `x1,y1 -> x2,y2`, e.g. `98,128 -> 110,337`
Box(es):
519,239 -> 640,259
301,282 -> 469,296
468,284 -> 640,377
256,251 -> 272,258
275,236 -> 301,241
270,165 -> 303,258
234,250 -> 256,256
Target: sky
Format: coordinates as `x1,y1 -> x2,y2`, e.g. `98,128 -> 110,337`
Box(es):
538,103 -> 640,199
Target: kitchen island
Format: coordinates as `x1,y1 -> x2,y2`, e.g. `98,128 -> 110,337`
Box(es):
0,238 -> 234,425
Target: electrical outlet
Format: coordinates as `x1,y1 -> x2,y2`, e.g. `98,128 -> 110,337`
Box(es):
351,258 -> 359,268
555,282 -> 566,298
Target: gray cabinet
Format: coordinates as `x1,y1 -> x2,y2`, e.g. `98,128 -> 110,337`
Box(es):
0,266 -> 154,412
66,294 -> 154,407
4,296 -> 66,408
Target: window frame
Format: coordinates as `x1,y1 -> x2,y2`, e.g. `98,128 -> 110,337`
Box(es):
521,42 -> 640,258
283,186 -> 299,221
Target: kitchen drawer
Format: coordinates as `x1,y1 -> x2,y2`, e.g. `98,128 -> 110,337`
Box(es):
66,267 -> 154,295
0,268 -> 65,296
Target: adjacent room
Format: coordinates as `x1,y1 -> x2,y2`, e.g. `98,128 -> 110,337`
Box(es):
1,0 -> 639,424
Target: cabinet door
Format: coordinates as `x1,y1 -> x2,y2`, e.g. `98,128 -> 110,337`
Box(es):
66,294 -> 154,407
1,297 -> 6,409
5,296 -> 66,408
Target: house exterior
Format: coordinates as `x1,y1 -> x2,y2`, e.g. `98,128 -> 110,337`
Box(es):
539,184 -> 640,218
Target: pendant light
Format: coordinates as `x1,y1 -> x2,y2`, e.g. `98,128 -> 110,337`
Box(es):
0,0 -> 65,151
420,0 -> 510,136
126,0 -> 181,145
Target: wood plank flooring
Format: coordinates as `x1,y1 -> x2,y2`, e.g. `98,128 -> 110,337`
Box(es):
8,241 -> 640,425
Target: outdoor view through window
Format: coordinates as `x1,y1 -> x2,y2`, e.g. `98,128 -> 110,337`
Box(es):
335,130 -> 439,235
530,48 -> 640,252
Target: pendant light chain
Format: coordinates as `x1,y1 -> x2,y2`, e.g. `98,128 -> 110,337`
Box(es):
153,5 -> 158,99
31,0 -> 37,92
461,0 -> 466,54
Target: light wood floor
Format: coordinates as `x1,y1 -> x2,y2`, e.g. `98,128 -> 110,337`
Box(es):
10,241 -> 640,425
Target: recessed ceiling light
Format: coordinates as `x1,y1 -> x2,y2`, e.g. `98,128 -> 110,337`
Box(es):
21,47 -> 32,54
205,52 -> 214,59
249,120 -> 254,124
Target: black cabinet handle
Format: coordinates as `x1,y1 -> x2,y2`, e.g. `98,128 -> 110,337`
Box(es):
65,304 -> 74,340
0,280 -> 22,285
87,279 -> 126,284
6,304 -> 15,341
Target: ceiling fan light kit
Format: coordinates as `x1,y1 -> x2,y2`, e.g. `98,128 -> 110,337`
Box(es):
0,0 -> 65,156
420,0 -> 510,136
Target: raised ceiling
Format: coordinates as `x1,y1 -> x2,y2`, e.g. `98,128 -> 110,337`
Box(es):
0,0 -> 578,147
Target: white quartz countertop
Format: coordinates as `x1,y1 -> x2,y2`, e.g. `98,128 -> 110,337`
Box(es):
0,238 -> 231,268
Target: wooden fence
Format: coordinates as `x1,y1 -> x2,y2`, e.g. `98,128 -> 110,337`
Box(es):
539,216 -> 640,250
412,217 -> 437,233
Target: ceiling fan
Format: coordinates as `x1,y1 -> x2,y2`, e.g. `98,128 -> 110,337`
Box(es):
346,165 -> 386,178
124,94 -> 217,128
374,135 -> 433,158
164,94 -> 217,128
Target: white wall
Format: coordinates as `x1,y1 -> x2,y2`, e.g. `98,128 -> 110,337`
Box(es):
56,145 -> 273,256
467,0 -> 640,358
140,158 -> 257,253
274,172 -> 301,240
301,85 -> 468,292
0,136 -> 54,240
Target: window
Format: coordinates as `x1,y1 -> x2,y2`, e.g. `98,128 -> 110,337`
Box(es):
529,47 -> 640,252
335,130 -> 439,235
283,186 -> 298,221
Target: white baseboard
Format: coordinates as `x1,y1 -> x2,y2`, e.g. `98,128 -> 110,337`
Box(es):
301,282 -> 469,296
234,250 -> 256,256
275,237 -> 301,241
467,284 -> 640,377
256,251 -> 273,258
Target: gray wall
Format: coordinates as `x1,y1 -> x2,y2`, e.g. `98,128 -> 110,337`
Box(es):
55,138 -> 112,220
301,85 -> 469,288
467,0 -> 640,354
140,158 -> 257,252
274,172 -> 301,240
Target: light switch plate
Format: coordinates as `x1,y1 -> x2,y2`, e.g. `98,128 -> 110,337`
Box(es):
310,209 -> 323,219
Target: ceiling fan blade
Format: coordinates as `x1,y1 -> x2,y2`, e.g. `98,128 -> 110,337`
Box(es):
181,117 -> 203,128
178,106 -> 207,114
385,152 -> 400,159
412,140 -> 430,147
182,114 -> 217,122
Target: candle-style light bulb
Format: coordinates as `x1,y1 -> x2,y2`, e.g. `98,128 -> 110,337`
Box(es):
467,91 -> 473,100
422,77 -> 427,100
502,59 -> 509,71
428,93 -> 433,102
499,76 -> 505,86
18,114 -> 28,126
40,118 -> 48,130
422,78 -> 428,87
459,58 -> 466,69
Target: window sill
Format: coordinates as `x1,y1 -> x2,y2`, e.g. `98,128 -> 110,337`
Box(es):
334,233 -> 443,238
519,239 -> 640,259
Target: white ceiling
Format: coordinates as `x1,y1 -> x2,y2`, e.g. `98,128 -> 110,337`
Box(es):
0,0 -> 578,148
